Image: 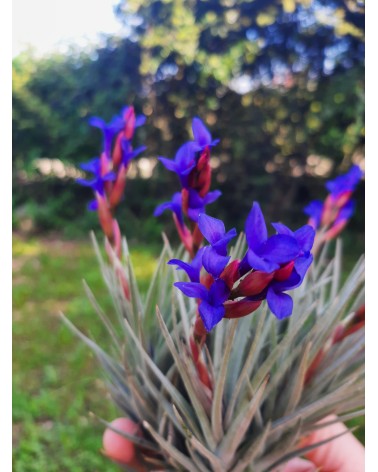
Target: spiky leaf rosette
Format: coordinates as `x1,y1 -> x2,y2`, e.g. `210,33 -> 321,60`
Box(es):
62,233 -> 364,472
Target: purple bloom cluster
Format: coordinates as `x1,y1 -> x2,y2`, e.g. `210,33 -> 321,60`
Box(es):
325,164 -> 362,198
304,165 -> 362,241
77,106 -> 146,211
172,214 -> 237,331
76,158 -> 116,210
171,203 -> 315,332
158,118 -> 219,189
76,105 -> 146,300
154,118 -> 221,256
88,106 -> 146,161
76,106 -> 146,255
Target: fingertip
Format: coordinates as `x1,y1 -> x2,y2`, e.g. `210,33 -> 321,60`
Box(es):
280,457 -> 316,472
102,418 -> 140,464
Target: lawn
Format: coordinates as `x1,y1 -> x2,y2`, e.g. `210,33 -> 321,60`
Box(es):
13,234 -> 158,471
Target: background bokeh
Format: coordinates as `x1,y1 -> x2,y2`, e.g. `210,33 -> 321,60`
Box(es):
12,0 -> 365,470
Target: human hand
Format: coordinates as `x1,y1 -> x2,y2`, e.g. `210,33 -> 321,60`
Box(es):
280,416 -> 365,472
102,418 -> 147,472
103,416 -> 365,472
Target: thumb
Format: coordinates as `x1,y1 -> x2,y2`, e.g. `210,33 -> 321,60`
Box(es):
302,417 -> 365,472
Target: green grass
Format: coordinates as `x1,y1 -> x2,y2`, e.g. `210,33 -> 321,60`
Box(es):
13,234 -> 158,471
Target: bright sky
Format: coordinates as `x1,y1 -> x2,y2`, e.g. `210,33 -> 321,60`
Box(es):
13,0 -> 123,57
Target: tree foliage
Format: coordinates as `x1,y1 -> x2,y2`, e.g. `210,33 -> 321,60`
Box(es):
116,0 -> 364,81
13,0 -> 364,246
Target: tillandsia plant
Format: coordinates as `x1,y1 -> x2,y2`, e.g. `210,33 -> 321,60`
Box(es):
63,106 -> 365,472
304,164 -> 363,254
77,106 -> 146,300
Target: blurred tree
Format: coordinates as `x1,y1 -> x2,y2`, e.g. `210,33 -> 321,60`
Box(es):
12,0 -> 364,245
111,0 -> 364,230
115,0 -> 364,82
13,39 -> 144,171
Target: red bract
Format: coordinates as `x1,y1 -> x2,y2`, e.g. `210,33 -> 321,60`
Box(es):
224,299 -> 262,319
123,106 -> 136,140
305,304 -> 365,385
96,193 -> 114,239
112,132 -> 124,168
220,260 -> 241,290
190,147 -> 212,197
273,260 -> 295,281
233,270 -> 274,297
77,104 -> 146,305
155,118 -> 221,257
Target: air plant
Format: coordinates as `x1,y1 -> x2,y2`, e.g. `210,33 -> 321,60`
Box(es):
64,107 -> 364,471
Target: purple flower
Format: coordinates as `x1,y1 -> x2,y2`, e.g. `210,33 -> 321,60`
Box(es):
325,164 -> 363,198
239,213 -> 315,320
243,202 -> 300,273
89,116 -> 123,157
192,117 -> 220,150
197,214 -> 237,277
158,118 -> 219,185
334,199 -> 355,225
77,157 -> 116,210
174,278 -> 230,331
185,189 -> 222,222
271,222 -> 315,256
304,165 -> 362,232
168,248 -> 205,283
265,254 -> 313,319
119,106 -> 146,129
89,108 -> 146,157
154,192 -> 184,228
158,142 -> 200,188
121,139 -> 147,167
322,199 -> 356,241
303,200 -> 323,229
263,222 -> 315,319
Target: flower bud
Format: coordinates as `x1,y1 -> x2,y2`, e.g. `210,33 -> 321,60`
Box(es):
96,193 -> 114,239
181,188 -> 189,216
100,151 -> 111,176
124,106 -> 136,140
274,261 -> 295,282
234,271 -> 273,297
224,299 -> 262,319
189,331 -> 212,390
196,149 -> 212,197
333,190 -> 353,209
109,164 -> 128,209
220,260 -> 240,290
112,219 -> 122,259
112,132 -> 124,168
332,304 -> 365,343
323,219 -> 348,241
200,273 -> 214,290
193,315 -> 208,339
